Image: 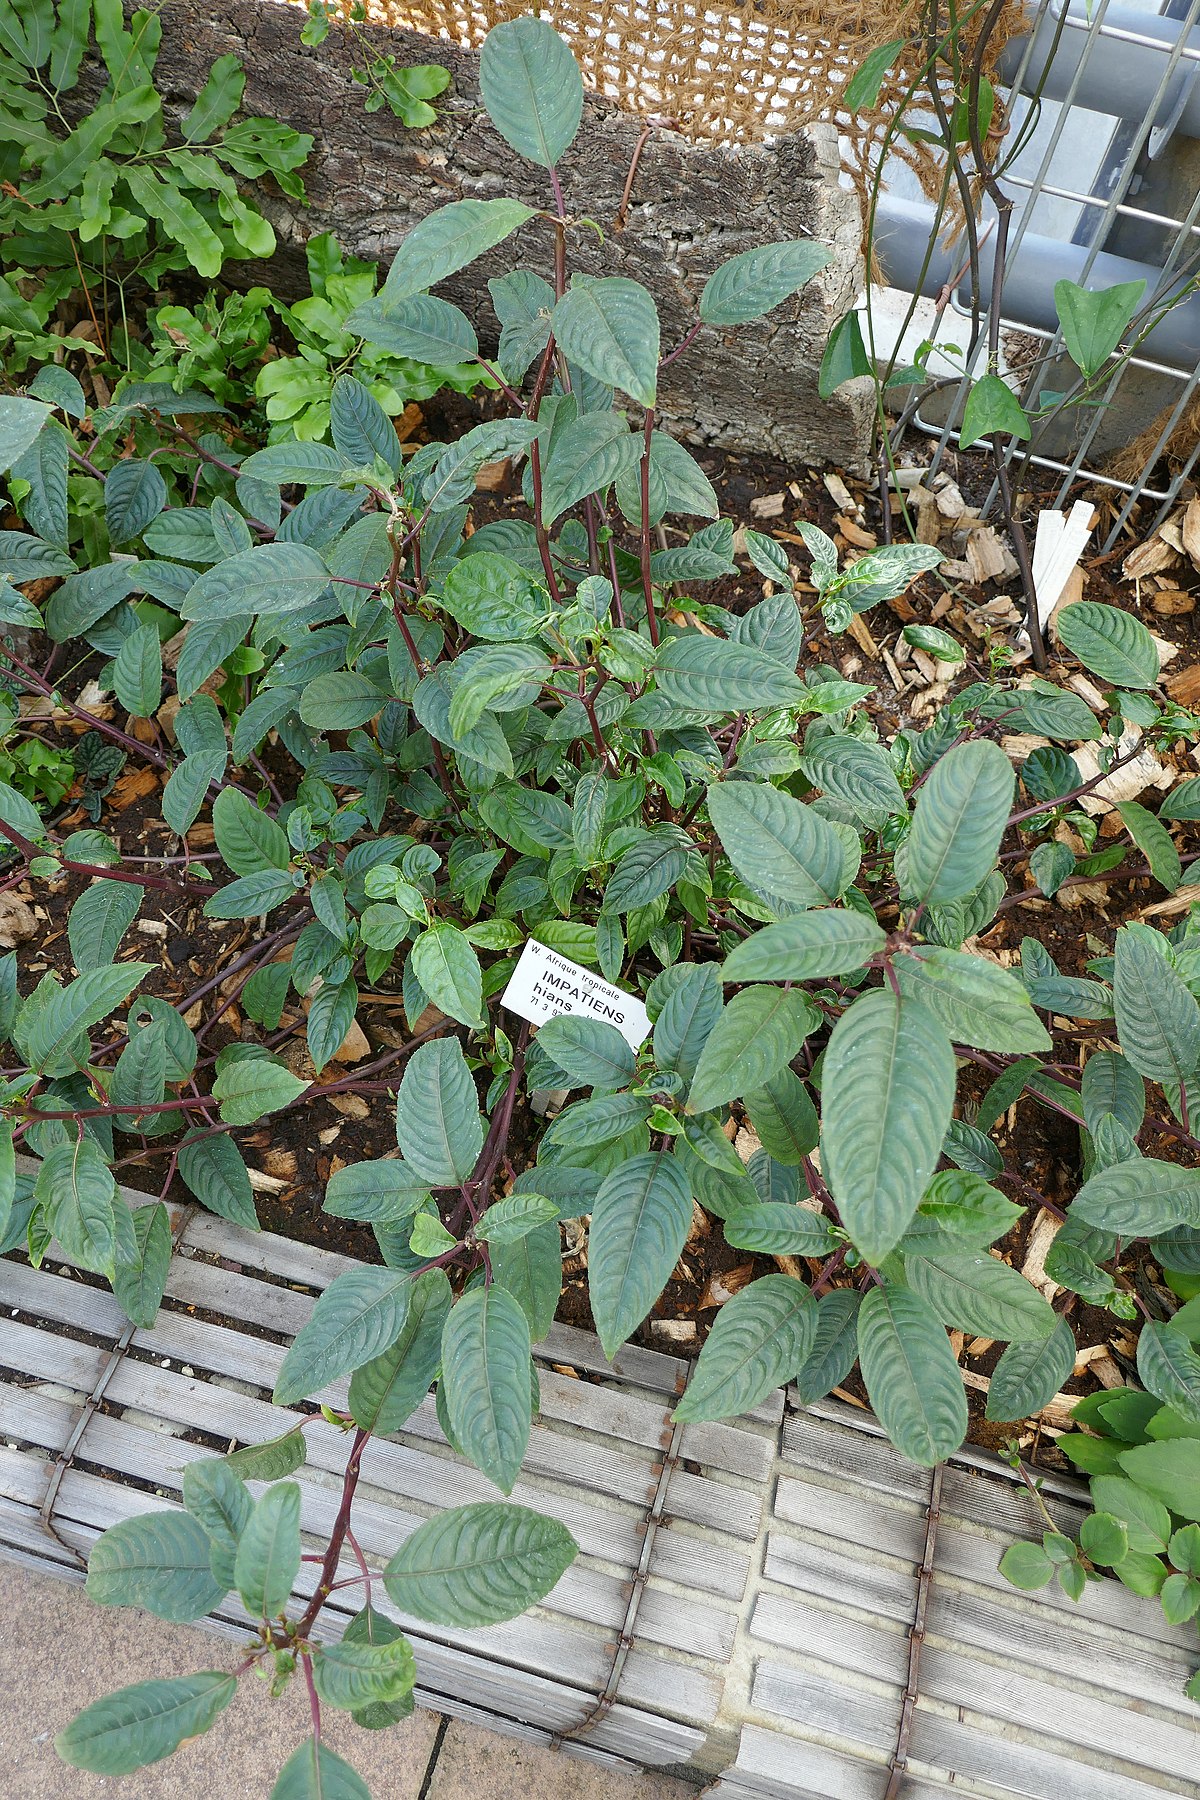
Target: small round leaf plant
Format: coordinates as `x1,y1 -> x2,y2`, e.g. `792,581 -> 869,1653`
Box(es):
0,15 -> 1197,1785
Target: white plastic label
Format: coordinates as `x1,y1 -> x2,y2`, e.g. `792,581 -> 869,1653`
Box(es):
501,939 -> 650,1051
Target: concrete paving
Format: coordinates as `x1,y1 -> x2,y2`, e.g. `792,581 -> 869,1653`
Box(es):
0,1563 -> 695,1799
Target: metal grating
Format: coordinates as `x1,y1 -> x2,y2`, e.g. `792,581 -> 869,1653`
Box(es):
872,0 -> 1200,550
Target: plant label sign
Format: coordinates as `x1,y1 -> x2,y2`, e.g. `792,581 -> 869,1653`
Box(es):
502,939 -> 650,1050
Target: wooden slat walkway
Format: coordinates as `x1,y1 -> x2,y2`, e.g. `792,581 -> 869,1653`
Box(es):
1,1172 -> 1197,1794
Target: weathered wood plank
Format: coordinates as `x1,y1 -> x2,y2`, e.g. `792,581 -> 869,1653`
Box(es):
762,1532 -> 915,1624
908,1703 -> 1200,1800
716,1723 -> 957,1800
934,1516 -> 1200,1652
774,1473 -> 927,1562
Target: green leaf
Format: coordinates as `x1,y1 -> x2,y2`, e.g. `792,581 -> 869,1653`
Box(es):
1138,1322 -> 1200,1425
336,1605 -> 415,1729
477,1194 -> 561,1243
1115,800 -> 1181,893
905,1249 -> 1057,1340
588,1149 -> 693,1358
122,165 -> 226,279
857,1285 -> 968,1464
346,291 -> 479,365
1160,1570 -> 1200,1624
844,36 -> 906,107
211,1056 -> 309,1125
535,1015 -> 635,1089
111,624 -> 163,718
11,415 -> 69,547
105,459 -> 167,545
821,989 -> 956,1264
176,1131 -> 259,1230
325,1159 -> 431,1223
1113,924 -> 1200,1085
902,740 -> 1014,905
489,1219 -> 561,1342
112,1201 -> 173,1329
915,1169 -> 1021,1246
722,909 -> 886,983
1118,1439 -> 1200,1521
687,986 -> 816,1114
699,240 -> 832,327
410,925 -> 483,1029
538,410 -> 641,525
183,50 -> 245,139
819,309 -> 872,399
605,827 -> 693,913
441,1285 -> 532,1493
238,443 -> 350,488
894,946 -> 1051,1053
413,666 -> 514,777
384,1501 -> 577,1625
1072,1156 -> 1200,1236
234,1481 -> 301,1618
1054,278 -> 1145,379
274,1268 -> 413,1404
225,1429 -> 308,1483
34,1139 -> 118,1276
0,396 -> 51,473
960,374 -> 1031,449
479,15 -> 583,167
744,1068 -> 819,1165
182,1457 -> 252,1592
270,1739 -> 370,1800
724,1203 -> 837,1256
22,963 -> 152,1079
442,551 -> 549,641
1082,1050 -> 1145,1138
381,197 -> 535,304
707,780 -> 850,908
1056,601 -> 1160,690
1161,776 -> 1200,823
349,1270 -> 452,1433
673,1274 -> 814,1420
800,735 -> 906,828
298,672 -> 386,732
998,1541 -> 1054,1590
1089,1475 -> 1169,1553
87,1512 -> 225,1621
1079,1510 -> 1129,1567
212,787 -> 291,875
307,977 -> 359,1074
56,1674 -> 236,1777
67,880 -> 142,974
790,1288 -> 862,1404
329,374 -> 402,476
394,1038 -> 483,1187
655,637 -> 806,712
313,1633 -> 416,1711
1170,1522 -> 1200,1576
985,1316 -> 1076,1421
551,279 -> 659,408
652,963 -> 722,1083
181,544 -> 330,624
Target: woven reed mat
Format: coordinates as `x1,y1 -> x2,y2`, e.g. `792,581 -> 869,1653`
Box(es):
309,0 -> 1025,184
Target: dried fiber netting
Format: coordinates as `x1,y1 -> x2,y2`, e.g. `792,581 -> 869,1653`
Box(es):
325,0 -> 1026,175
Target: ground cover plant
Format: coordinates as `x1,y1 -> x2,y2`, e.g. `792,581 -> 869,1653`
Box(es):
2,8 -> 1200,1787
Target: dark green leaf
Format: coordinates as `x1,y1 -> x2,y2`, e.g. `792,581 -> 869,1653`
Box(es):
857,1285 -> 968,1464
822,989 -> 956,1264
588,1150 -> 693,1358
384,1501 -> 577,1625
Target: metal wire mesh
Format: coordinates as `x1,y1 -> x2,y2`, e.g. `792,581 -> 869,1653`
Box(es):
892,0 -> 1200,549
